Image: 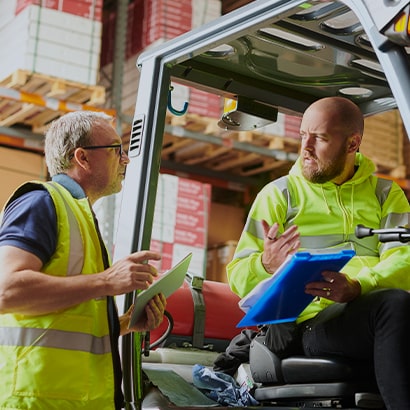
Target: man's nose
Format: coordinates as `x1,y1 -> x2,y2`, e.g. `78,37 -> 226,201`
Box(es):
120,151 -> 130,164
302,135 -> 315,150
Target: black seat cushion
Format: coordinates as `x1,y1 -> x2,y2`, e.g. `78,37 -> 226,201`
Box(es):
282,356 -> 370,384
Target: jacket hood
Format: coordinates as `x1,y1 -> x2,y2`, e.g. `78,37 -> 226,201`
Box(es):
289,152 -> 376,186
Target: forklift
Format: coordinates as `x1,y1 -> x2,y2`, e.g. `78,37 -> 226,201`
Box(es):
113,1 -> 410,408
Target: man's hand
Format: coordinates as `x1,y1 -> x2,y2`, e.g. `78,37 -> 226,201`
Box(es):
120,293 -> 167,335
261,221 -> 301,274
305,271 -> 361,303
103,250 -> 161,296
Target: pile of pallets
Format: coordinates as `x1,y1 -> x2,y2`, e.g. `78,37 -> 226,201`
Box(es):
0,70 -> 108,134
160,113 -> 299,178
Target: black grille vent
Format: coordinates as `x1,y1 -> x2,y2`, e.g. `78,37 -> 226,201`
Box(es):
129,115 -> 144,158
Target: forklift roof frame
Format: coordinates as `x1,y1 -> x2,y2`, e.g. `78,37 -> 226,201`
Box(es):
113,0 -> 410,406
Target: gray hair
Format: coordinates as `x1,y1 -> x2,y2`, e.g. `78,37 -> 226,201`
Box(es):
44,111 -> 113,176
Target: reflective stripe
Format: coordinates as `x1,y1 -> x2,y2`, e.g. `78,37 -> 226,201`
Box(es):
0,326 -> 111,354
272,176 -> 296,221
47,182 -> 84,276
234,231 -> 409,260
380,211 -> 410,253
276,175 -> 393,218
244,216 -> 263,239
236,177 -> 403,261
375,177 -> 393,206
299,234 -> 376,255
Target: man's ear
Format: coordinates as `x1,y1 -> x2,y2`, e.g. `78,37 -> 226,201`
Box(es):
73,148 -> 90,170
348,134 -> 361,153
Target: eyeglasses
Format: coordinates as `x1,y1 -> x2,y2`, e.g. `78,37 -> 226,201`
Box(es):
81,144 -> 124,157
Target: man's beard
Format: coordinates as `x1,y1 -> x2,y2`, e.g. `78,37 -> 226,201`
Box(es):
302,149 -> 348,184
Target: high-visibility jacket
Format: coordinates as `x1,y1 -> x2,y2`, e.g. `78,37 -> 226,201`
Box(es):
0,181 -> 115,409
227,153 -> 410,322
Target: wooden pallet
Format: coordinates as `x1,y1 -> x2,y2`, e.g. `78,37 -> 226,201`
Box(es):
0,70 -> 108,133
161,113 -> 299,177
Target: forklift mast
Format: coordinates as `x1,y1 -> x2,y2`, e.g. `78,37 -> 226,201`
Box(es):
113,0 -> 410,407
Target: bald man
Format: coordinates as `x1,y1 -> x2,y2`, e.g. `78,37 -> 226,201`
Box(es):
227,97 -> 410,409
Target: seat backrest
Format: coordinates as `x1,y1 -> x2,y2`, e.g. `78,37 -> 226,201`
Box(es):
150,280 -> 250,351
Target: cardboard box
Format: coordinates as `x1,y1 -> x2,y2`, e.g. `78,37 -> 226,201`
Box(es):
0,146 -> 47,209
142,0 -> 192,48
15,0 -> 103,21
206,246 -> 218,281
192,0 -> 221,29
208,202 -> 245,246
150,240 -> 174,272
0,5 -> 102,85
207,240 -> 237,283
174,227 -> 207,248
150,173 -> 211,277
149,240 -> 206,277
188,88 -> 222,119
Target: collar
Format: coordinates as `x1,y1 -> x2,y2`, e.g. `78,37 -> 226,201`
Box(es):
52,174 -> 86,200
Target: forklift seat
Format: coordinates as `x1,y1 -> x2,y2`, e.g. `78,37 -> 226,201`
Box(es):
249,334 -> 385,409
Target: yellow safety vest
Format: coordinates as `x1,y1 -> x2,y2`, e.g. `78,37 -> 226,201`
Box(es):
0,181 -> 115,409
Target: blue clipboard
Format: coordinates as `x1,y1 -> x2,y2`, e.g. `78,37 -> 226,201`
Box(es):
237,250 -> 355,327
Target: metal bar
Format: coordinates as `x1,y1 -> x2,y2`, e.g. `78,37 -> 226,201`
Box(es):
115,57 -> 171,409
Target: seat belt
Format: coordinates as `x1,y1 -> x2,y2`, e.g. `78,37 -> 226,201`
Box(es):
185,273 -> 206,349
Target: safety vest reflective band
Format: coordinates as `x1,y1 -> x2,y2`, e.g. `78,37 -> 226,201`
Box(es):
50,182 -> 85,276
0,326 -> 111,354
235,175 -> 398,260
0,181 -> 115,409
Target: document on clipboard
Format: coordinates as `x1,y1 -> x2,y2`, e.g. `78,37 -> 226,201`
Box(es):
129,253 -> 192,328
237,250 -> 355,327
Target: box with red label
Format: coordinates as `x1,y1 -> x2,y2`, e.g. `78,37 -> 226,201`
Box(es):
151,173 -> 210,277
176,195 -> 209,214
15,0 -> 103,21
177,176 -> 212,199
174,227 -> 207,248
188,88 -> 222,119
175,212 -> 206,230
284,114 -> 302,139
142,0 -> 192,47
149,240 -> 206,277
150,240 -> 174,273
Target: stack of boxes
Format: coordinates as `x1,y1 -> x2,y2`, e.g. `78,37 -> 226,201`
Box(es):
15,0 -> 103,19
163,0 -> 223,119
284,114 -> 302,139
100,0 -> 223,118
100,0 -> 144,69
0,0 -> 103,85
142,0 -> 193,48
142,0 -> 222,49
150,173 -> 211,277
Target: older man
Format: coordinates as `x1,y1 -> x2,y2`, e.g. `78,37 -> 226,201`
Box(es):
0,111 -> 166,409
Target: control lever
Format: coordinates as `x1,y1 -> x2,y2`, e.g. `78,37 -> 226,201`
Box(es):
355,224 -> 410,243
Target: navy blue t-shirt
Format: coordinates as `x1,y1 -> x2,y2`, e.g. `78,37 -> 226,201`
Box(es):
0,188 -> 57,265
0,175 -> 88,265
